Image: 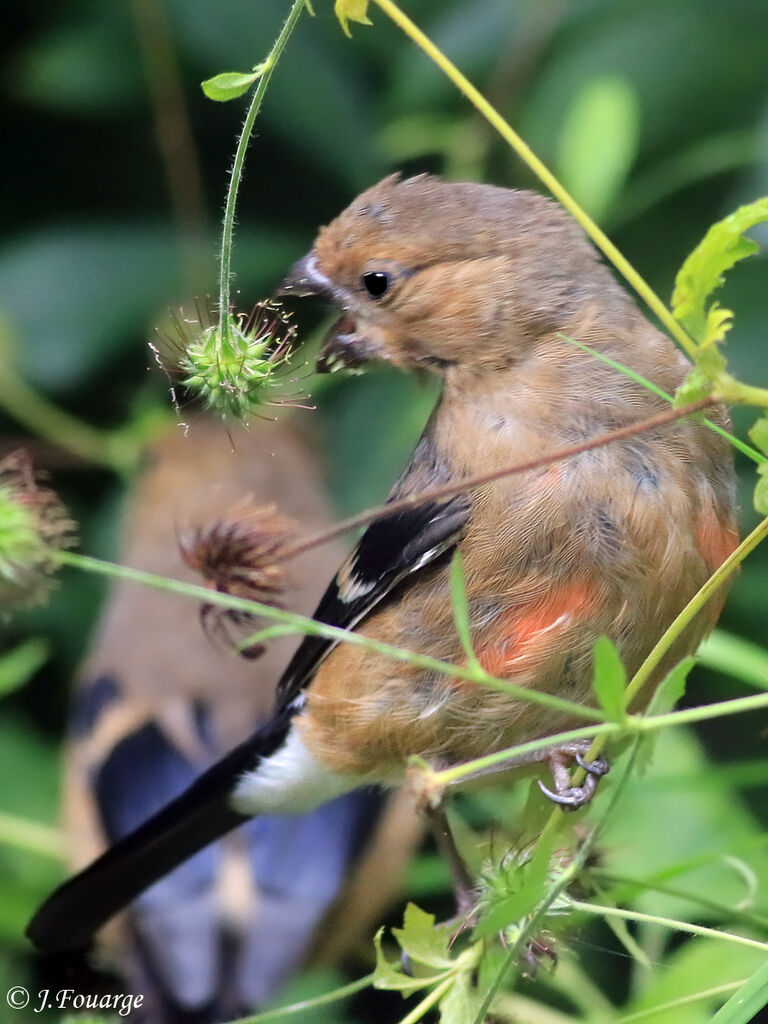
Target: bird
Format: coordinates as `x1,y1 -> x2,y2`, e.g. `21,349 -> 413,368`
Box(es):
56,414 -> 421,1021
28,173 -> 738,962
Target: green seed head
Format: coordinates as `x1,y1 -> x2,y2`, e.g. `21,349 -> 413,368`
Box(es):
176,303 -> 297,422
0,452 -> 76,610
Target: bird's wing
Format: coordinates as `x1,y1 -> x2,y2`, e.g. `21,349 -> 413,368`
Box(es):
277,433 -> 469,706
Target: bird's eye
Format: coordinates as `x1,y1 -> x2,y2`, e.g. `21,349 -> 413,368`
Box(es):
362,271 -> 390,299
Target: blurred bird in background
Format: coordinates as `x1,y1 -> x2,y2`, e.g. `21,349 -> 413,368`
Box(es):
62,414 -> 421,1022
29,175 -> 738,967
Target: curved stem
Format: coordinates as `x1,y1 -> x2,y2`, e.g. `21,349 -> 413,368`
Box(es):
567,898 -> 768,953
231,973 -> 374,1024
0,364 -> 140,475
217,0 -> 306,343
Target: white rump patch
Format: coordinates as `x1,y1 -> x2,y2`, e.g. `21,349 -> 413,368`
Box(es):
230,726 -> 360,816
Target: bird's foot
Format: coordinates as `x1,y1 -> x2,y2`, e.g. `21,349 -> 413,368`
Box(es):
538,743 -> 610,810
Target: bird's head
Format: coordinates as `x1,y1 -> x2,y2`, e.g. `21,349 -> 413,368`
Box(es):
280,174 -> 615,376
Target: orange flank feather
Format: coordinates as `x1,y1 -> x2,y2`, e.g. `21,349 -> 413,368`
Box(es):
695,506 -> 740,573
475,582 -> 601,679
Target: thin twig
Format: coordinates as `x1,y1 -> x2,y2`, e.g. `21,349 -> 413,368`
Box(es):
281,397 -> 715,560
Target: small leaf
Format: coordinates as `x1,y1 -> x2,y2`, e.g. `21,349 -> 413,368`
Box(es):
0,639 -> 49,697
673,367 -> 713,407
671,196 -> 768,346
591,636 -> 627,723
372,926 -> 443,995
334,0 -> 372,38
392,903 -> 454,970
201,70 -> 260,102
450,551 -> 481,672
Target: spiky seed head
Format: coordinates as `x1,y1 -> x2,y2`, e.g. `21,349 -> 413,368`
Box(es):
0,451 -> 76,610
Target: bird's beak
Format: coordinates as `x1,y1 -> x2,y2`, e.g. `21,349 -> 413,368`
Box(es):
316,315 -> 369,373
278,252 -> 332,298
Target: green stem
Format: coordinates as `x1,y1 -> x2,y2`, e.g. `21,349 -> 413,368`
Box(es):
230,973 -> 373,1024
372,0 -> 699,361
714,372 -> 768,408
470,739 -> 642,1024
567,898 -> 768,953
0,366 -> 140,475
557,333 -> 764,464
55,551 -> 605,723
430,687 -> 768,790
0,810 -> 64,860
217,0 -> 306,344
398,976 -> 455,1024
613,981 -> 743,1024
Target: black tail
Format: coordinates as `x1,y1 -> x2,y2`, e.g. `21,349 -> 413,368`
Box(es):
27,719 -> 290,954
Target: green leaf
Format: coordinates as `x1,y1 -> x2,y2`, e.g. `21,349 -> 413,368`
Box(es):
372,927 -> 442,995
671,196 -> 768,346
557,75 -> 640,221
450,551 -> 481,672
201,70 -> 261,101
710,960 -> 768,1024
334,0 -> 372,38
439,969 -> 484,1024
0,639 -> 49,697
391,903 -> 454,970
473,827 -> 556,939
591,636 -> 627,723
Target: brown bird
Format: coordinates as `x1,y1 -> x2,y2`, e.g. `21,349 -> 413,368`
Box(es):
28,175 -> 738,959
62,414 -> 421,1021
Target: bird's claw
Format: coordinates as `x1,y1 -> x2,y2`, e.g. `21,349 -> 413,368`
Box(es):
538,746 -> 610,810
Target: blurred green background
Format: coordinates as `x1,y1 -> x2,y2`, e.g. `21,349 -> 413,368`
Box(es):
2,1 -> 768,1021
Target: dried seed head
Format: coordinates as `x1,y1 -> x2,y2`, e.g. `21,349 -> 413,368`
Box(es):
151,300 -> 306,423
179,500 -> 298,657
0,451 -> 76,610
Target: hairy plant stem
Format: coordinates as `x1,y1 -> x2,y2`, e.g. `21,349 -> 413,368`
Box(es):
217,0 -> 306,348
231,972 -> 374,1024
55,551 -> 603,722
567,899 -> 768,953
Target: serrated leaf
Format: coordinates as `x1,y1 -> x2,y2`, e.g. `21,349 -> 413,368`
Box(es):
0,639 -> 49,697
372,927 -> 438,995
335,0 -> 372,38
201,70 -> 260,101
673,368 -> 712,407
592,636 -> 627,723
392,903 -> 454,970
671,196 -> 768,345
